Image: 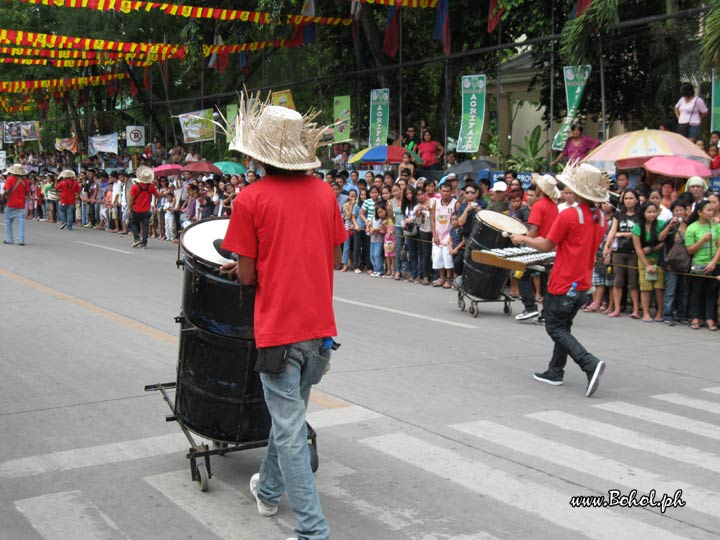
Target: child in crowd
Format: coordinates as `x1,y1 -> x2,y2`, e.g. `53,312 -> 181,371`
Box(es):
341,190 -> 357,272
164,192 -> 176,241
449,213 -> 465,279
370,204 -> 387,277
383,210 -> 396,278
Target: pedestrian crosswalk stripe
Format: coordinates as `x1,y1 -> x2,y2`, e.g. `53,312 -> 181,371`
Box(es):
145,470 -> 288,540
652,394 -> 720,415
702,387 -> 720,396
451,420 -> 720,520
528,411 -> 720,474
361,433 -> 693,540
15,490 -> 131,540
306,404 -> 383,429
594,401 -> 720,441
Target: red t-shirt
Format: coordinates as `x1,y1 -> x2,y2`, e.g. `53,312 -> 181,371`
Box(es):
417,141 -> 439,166
528,196 -> 559,238
3,175 -> 30,209
546,204 -> 606,295
130,182 -> 159,213
222,175 -> 347,347
56,179 -> 81,205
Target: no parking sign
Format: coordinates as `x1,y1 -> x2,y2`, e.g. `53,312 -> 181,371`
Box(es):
126,126 -> 145,148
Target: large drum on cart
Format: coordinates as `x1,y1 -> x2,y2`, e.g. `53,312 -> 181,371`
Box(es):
462,210 -> 528,300
179,218 -> 256,339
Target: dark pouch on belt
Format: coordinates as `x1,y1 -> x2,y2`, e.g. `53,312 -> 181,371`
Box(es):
255,345 -> 291,374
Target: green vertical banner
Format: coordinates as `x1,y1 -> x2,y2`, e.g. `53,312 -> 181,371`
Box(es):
226,104 -> 238,139
333,95 -> 351,143
457,74 -> 486,153
712,70 -> 720,133
552,65 -> 592,151
368,88 -> 390,147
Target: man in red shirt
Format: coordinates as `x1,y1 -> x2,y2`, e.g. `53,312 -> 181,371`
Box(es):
128,166 -> 159,248
3,164 -> 30,245
511,163 -> 609,397
515,173 -> 560,321
55,169 -> 81,231
221,99 -> 344,540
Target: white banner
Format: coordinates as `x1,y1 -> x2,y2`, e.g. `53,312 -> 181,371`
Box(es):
88,133 -> 119,157
0,150 -> 6,170
126,125 -> 145,148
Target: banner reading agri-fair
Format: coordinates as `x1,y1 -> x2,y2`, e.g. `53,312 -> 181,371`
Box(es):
333,95 -> 351,143
178,109 -> 215,144
552,65 -> 592,151
369,88 -> 389,147
712,70 -> 720,133
456,74 -> 486,153
88,133 -> 119,156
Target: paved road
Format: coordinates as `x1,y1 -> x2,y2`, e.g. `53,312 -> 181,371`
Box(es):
1,220 -> 719,540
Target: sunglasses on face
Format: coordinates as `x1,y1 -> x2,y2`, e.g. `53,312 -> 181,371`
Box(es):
465,190 -> 477,195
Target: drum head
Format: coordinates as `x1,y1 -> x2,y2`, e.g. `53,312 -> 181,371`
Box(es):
476,210 -> 528,235
181,218 -> 234,267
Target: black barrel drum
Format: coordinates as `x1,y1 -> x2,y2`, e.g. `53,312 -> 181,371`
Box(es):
462,210 -> 528,299
179,218 -> 256,339
175,319 -> 271,443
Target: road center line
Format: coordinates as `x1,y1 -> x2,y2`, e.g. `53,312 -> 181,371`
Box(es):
76,241 -> 134,255
333,296 -> 478,329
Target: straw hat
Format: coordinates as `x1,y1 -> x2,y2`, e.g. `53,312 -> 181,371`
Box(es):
135,165 -> 154,184
58,169 -> 76,179
7,163 -> 27,176
223,92 -> 331,171
557,162 -> 609,203
532,173 -> 560,200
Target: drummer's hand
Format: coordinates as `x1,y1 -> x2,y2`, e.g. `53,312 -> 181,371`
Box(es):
219,261 -> 239,281
510,234 -> 524,246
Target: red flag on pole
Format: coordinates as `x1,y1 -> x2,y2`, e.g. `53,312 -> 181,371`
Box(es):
575,0 -> 592,17
487,0 -> 505,33
383,3 -> 401,58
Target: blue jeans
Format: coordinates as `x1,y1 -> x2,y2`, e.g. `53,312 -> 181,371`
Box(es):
663,271 -> 689,321
405,236 -> 419,278
4,207 -> 25,243
370,241 -> 385,273
81,202 -> 90,225
63,204 -> 76,229
258,339 -> 330,540
341,232 -> 352,265
394,226 -> 406,274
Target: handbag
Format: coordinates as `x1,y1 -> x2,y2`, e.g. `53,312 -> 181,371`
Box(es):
403,221 -> 418,237
665,231 -> 691,273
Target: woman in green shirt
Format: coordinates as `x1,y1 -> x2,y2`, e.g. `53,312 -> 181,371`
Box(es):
632,202 -> 672,322
684,200 -> 720,330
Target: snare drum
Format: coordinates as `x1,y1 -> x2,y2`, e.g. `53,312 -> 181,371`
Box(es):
462,211 -> 528,300
179,218 -> 256,339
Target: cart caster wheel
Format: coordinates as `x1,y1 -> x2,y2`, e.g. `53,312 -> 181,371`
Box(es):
196,462 -> 209,492
504,303 -> 512,316
458,297 -> 466,311
309,443 -> 319,473
469,303 -> 478,318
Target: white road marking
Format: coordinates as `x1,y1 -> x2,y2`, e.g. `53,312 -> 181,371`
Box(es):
528,410 -> 720,474
652,393 -> 720,415
452,420 -> 720,519
15,490 -> 131,540
595,401 -> 720,441
333,296 -> 478,329
306,404 -> 383,429
0,433 -> 187,479
76,241 -> 134,255
361,433 -> 692,540
703,387 -> 720,395
145,470 -> 286,539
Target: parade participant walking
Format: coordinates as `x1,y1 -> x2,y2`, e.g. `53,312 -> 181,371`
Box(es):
128,166 -> 160,248
511,163 -> 609,397
515,173 -> 560,321
2,164 -> 30,245
55,169 -> 81,231
221,96 -> 345,540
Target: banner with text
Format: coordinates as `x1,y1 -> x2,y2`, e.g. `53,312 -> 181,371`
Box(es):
712,70 -> 720,133
552,65 -> 592,151
3,122 -> 21,144
88,133 -> 119,156
20,121 -> 39,141
456,74 -> 486,153
126,125 -> 145,147
271,90 -> 296,110
55,136 -> 78,153
178,109 -> 215,144
333,95 -> 351,143
369,88 -> 390,147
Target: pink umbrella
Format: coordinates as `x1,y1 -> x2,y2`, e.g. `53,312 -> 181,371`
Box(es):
182,161 -> 223,175
643,156 -> 711,178
153,164 -> 183,177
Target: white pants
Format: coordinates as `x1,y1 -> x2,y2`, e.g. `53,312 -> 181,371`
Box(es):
165,212 -> 176,240
432,244 -> 453,270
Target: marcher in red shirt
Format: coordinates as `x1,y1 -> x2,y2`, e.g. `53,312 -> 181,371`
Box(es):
511,163 -> 609,397
221,99 -> 344,540
3,164 -> 30,245
128,166 -> 159,248
55,169 -> 81,231
515,173 -> 560,321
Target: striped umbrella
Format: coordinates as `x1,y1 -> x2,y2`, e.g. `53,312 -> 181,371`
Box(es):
349,145 -> 424,165
582,129 -> 710,173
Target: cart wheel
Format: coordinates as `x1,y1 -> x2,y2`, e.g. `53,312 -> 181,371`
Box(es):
196,463 -> 209,492
309,443 -> 319,473
504,303 -> 512,316
458,297 -> 466,311
469,303 -> 479,318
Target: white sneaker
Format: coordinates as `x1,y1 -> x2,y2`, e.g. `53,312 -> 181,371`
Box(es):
249,473 -> 278,516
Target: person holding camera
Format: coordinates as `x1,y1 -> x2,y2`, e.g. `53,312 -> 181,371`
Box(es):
685,199 -> 720,330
